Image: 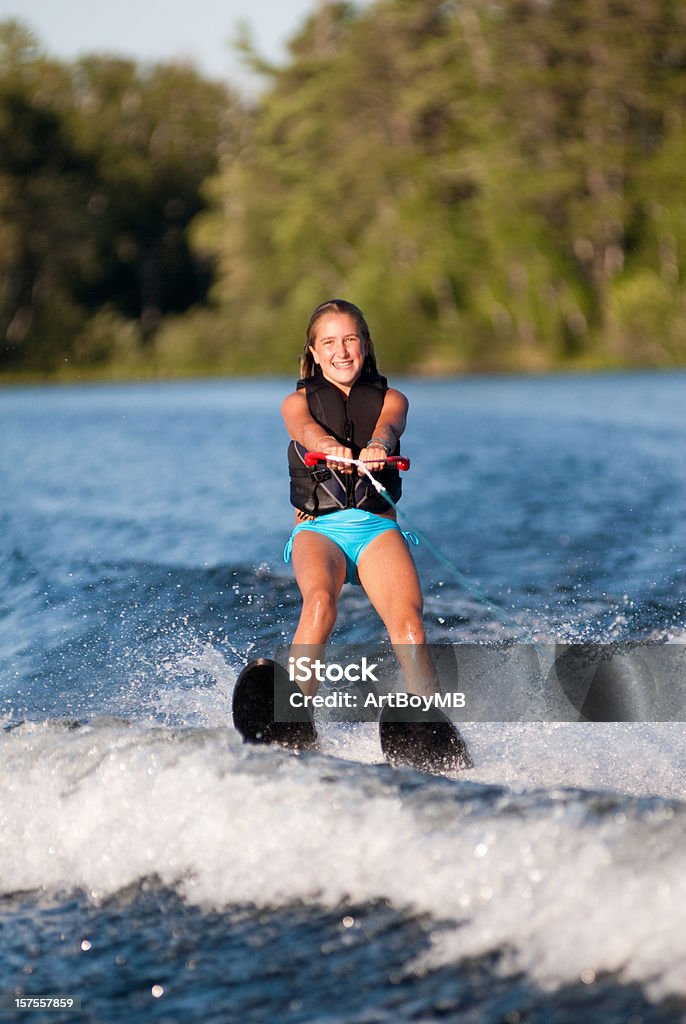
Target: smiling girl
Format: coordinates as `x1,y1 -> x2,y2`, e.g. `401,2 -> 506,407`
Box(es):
282,300 -> 447,706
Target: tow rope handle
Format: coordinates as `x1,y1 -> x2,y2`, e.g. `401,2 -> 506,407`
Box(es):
304,451 -> 411,471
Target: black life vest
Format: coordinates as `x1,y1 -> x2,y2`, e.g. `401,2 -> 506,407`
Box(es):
288,371 -> 402,516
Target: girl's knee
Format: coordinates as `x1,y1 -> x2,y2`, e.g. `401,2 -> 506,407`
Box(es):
301,588 -> 338,631
387,610 -> 426,645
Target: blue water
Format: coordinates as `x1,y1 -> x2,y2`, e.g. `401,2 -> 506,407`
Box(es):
1,372 -> 685,1023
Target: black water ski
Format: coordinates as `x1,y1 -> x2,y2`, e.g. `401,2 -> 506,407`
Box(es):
378,703 -> 472,774
232,658 -> 317,750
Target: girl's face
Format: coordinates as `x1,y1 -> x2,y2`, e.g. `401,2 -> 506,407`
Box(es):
309,313 -> 367,393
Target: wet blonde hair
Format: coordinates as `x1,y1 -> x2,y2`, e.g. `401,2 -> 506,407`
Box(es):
300,299 -> 379,379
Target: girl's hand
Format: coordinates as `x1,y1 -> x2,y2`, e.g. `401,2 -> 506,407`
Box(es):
358,445 -> 387,474
320,441 -> 354,474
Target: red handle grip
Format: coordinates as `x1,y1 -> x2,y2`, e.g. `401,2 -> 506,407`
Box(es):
304,451 -> 410,471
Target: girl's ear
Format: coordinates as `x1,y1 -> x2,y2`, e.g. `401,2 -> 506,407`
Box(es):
309,345 -> 319,365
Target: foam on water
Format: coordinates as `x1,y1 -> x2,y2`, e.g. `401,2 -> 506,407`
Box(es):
2,696 -> 686,1002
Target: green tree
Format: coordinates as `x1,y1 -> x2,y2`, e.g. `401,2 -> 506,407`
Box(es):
68,56 -> 238,337
1,19 -> 240,373
196,1 -> 488,370
486,0 -> 686,360
197,0 -> 686,371
0,21 -> 97,369
4,0 -> 686,377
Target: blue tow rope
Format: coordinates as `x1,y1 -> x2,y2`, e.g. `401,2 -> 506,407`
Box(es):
321,454 -> 527,637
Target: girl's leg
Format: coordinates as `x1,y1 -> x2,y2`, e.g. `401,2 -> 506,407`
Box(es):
290,530 -> 347,696
357,529 -> 439,697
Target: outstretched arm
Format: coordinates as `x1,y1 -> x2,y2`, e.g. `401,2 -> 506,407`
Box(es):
281,391 -> 354,469
358,388 -> 409,471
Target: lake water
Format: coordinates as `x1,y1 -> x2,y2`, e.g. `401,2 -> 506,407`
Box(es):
1,372 -> 685,1022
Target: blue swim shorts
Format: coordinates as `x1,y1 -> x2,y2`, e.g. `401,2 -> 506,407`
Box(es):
283,508 -> 419,586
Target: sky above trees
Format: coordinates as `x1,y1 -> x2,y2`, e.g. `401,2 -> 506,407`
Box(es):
0,0 -> 357,89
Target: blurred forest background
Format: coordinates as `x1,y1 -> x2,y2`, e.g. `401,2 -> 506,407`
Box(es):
2,0 -> 686,380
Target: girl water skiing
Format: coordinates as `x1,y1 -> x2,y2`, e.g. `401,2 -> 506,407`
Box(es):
233,299 -> 470,772
282,298 -> 469,773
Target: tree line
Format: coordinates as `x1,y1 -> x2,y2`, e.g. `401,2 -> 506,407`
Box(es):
2,0 -> 686,379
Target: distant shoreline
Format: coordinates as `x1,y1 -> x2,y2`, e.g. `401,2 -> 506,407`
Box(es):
2,357 -> 684,388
